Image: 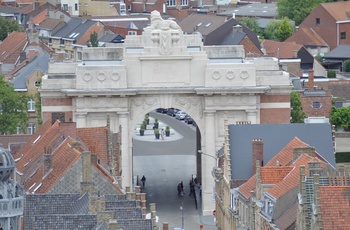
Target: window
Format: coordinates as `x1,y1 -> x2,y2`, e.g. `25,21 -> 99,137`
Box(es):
65,51 -> 68,59
75,3 -> 78,11
181,0 -> 188,5
27,99 -> 35,112
167,0 -> 176,6
128,5 -> 131,10
78,52 -> 82,60
62,4 -> 68,11
316,18 -> 320,26
128,31 -> 137,35
16,126 -> 22,134
71,51 -> 74,60
341,32 -> 346,39
27,123 -> 36,135
35,80 -> 41,88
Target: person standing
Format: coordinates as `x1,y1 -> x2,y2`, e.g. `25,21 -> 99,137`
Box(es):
161,129 -> 165,140
141,175 -> 146,188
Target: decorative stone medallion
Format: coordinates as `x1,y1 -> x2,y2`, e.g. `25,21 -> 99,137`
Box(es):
97,72 -> 106,82
83,72 -> 92,82
212,71 -> 221,80
226,71 -> 235,80
111,72 -> 121,82
240,70 -> 249,80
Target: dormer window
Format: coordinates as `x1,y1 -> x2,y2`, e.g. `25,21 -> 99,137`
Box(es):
316,18 -> 320,26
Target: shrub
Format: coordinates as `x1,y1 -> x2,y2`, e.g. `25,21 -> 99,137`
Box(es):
327,70 -> 336,78
140,124 -> 145,130
344,60 -> 350,72
155,118 -> 159,123
166,125 -> 170,131
154,128 -> 159,134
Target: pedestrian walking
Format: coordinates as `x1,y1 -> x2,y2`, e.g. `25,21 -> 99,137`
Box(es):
161,129 -> 165,140
189,180 -> 195,196
141,175 -> 146,188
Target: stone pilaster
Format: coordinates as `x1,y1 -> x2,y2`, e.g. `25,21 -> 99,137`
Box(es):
118,112 -> 130,189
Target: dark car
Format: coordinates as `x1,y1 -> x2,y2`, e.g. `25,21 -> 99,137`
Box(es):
184,114 -> 194,124
156,108 -> 167,113
167,108 -> 179,117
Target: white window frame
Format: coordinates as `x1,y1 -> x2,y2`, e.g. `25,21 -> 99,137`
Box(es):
27,99 -> 35,112
128,31 -> 137,35
167,0 -> 176,6
27,123 -> 36,135
181,0 -> 188,6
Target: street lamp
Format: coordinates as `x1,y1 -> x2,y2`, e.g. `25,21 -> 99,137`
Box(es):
198,150 -> 223,181
180,204 -> 184,230
197,150 -> 218,161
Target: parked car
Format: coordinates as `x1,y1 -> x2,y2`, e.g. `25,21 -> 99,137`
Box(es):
167,108 -> 179,117
175,111 -> 187,120
184,114 -> 194,124
156,108 -> 167,113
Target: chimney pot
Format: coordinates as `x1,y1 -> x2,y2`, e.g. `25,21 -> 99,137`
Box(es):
308,68 -> 314,91
252,138 -> 263,175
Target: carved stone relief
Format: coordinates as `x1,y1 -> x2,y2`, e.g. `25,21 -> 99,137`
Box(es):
97,72 -> 106,82
212,71 -> 221,80
174,96 -> 203,118
111,72 -> 120,82
129,97 -> 159,119
83,72 -> 92,82
240,70 -> 249,80
226,71 -> 235,80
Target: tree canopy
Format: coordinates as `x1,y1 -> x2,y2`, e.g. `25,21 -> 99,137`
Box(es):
0,17 -> 21,41
277,0 -> 334,26
277,17 -> 293,41
290,91 -> 305,123
0,76 -> 29,134
330,106 -> 350,130
237,17 -> 262,37
89,31 -> 99,47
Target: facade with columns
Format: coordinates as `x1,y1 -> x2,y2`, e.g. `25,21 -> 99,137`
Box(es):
39,11 -> 292,215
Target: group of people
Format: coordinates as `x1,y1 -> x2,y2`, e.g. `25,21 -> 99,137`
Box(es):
177,178 -> 198,197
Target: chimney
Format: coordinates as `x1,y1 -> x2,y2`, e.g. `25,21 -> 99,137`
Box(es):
82,15 -> 92,23
19,51 -> 26,63
43,147 -> 52,175
59,122 -> 77,137
293,50 -> 298,58
252,138 -> 263,175
308,162 -> 322,176
60,14 -> 65,22
292,146 -> 316,161
162,223 -> 169,230
308,68 -> 314,91
34,0 -> 40,10
108,219 -> 118,229
233,24 -> 242,36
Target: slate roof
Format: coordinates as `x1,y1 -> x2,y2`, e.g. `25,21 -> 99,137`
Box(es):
319,186 -> 350,230
328,80 -> 350,100
0,6 -> 19,14
52,19 -> 98,42
12,50 -> 50,90
285,27 -> 328,47
37,18 -> 63,30
274,201 -> 297,230
31,215 -> 98,230
323,44 -> 350,59
218,3 -> 277,18
99,33 -> 124,43
0,31 -> 27,64
229,123 -> 336,180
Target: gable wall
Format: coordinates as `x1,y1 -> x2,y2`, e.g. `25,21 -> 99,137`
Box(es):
299,6 -> 337,50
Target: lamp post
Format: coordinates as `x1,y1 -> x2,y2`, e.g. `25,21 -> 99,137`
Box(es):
180,203 -> 184,230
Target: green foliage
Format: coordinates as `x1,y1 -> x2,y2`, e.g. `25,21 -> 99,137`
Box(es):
154,128 -> 160,134
166,125 -> 170,131
0,76 -> 29,134
335,152 -> 350,163
89,31 -> 98,47
290,91 -> 305,123
277,17 -> 293,41
140,124 -> 145,130
263,20 -> 281,40
315,54 -> 323,63
35,92 -> 42,126
327,70 -> 336,78
0,17 -> 21,41
343,60 -> 350,72
277,0 -> 326,26
237,17 -> 263,37
330,106 -> 350,129
155,117 -> 159,123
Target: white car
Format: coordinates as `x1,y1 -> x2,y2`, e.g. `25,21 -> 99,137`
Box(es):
175,111 -> 187,120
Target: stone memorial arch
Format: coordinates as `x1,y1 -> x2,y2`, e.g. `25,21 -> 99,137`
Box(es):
40,11 -> 291,215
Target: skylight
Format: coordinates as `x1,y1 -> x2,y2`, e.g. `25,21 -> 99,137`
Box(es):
33,135 -> 41,144
205,23 -> 211,27
197,22 -> 202,27
73,33 -> 80,38
69,33 -> 76,38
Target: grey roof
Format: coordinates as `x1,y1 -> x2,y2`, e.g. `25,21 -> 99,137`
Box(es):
62,19 -> 96,40
323,44 -> 350,59
99,34 -> 124,43
32,215 -> 98,230
221,30 -> 246,45
0,6 -> 19,14
229,123 -> 336,180
116,219 -> 153,230
218,3 -> 277,18
12,51 -> 50,90
113,208 -> 143,219
51,18 -> 83,38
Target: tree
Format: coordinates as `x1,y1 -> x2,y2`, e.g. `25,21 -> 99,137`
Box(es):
263,20 -> 281,40
89,31 -> 98,47
290,91 -> 305,123
277,0 -> 335,26
0,17 -> 21,41
343,59 -> 350,72
330,106 -> 350,130
277,17 -> 293,41
237,17 -> 263,37
0,76 -> 29,134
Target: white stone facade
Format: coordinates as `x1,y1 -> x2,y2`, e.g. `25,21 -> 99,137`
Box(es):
40,11 -> 292,215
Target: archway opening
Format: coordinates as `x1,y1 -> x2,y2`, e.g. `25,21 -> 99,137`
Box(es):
131,108 -> 201,229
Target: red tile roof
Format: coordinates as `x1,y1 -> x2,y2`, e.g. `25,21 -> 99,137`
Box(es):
77,127 -> 109,164
285,27 -> 328,47
25,137 -> 82,193
32,9 -> 47,25
76,23 -> 104,46
262,39 -> 303,58
319,186 -> 350,230
320,1 -> 350,21
265,137 -> 308,167
0,31 -> 27,64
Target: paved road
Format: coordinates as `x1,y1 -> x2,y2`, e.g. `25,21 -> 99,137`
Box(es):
133,111 -> 216,230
